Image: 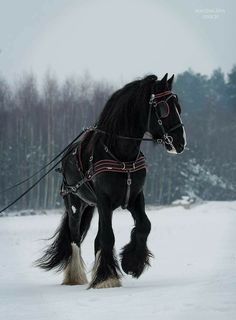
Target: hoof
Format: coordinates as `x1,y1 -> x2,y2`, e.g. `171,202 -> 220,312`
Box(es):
62,243 -> 88,285
120,245 -> 153,278
62,279 -> 87,286
89,277 -> 122,289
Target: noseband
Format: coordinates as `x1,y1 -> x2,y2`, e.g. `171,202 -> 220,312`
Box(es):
147,90 -> 184,146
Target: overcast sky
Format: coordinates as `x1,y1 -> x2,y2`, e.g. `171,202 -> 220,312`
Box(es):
0,0 -> 235,84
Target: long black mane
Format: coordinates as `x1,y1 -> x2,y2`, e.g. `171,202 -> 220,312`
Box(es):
96,75 -> 157,140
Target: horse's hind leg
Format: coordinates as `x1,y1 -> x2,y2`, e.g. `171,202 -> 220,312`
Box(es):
89,196 -> 121,289
63,194 -> 94,285
120,192 -> 153,278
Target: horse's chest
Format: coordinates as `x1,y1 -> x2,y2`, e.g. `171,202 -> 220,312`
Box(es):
93,169 -> 146,209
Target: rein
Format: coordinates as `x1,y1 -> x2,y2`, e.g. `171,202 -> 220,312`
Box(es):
0,90 -> 184,214
94,128 -> 154,142
0,129 -> 88,214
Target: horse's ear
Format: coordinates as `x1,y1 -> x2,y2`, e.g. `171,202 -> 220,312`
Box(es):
167,74 -> 174,89
161,73 -> 168,83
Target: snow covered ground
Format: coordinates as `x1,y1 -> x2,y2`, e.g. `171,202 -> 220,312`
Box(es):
0,201 -> 236,320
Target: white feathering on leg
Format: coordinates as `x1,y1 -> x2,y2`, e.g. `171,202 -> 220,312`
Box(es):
62,243 -> 88,285
90,250 -> 122,289
91,250 -> 101,282
93,277 -> 121,289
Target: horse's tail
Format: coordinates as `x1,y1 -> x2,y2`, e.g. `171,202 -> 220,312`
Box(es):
35,205 -> 95,272
35,212 -> 72,271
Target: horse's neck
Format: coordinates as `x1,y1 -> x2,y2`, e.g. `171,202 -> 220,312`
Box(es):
109,126 -> 145,161
111,139 -> 142,162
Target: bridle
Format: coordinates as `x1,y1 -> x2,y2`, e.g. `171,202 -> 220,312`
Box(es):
95,90 -> 184,145
147,90 -> 184,147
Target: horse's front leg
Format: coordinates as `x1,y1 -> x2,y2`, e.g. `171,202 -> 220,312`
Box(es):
89,196 -> 122,289
120,191 -> 153,278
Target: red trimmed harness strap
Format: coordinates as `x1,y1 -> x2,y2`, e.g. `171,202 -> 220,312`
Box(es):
91,155 -> 146,209
66,139 -> 147,209
92,156 -> 146,178
154,90 -> 172,98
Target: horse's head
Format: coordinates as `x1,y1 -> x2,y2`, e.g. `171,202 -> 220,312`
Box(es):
147,73 -> 186,154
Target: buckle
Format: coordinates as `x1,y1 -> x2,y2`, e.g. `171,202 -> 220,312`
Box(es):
149,94 -> 155,104
127,178 -> 132,185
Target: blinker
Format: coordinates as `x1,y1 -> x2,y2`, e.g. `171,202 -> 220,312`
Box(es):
155,101 -> 170,118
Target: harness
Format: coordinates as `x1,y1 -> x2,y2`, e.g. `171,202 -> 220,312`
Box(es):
61,135 -> 147,209
60,90 -> 184,209
96,145 -> 146,209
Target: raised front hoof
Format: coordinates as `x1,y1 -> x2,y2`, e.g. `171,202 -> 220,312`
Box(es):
88,277 -> 121,289
121,260 -> 142,278
120,247 -> 153,278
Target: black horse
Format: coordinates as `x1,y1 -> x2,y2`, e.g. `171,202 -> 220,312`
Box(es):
36,73 -> 186,289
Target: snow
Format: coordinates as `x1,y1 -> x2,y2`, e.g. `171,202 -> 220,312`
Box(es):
0,201 -> 236,320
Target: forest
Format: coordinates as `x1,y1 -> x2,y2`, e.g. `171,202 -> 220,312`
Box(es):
0,67 -> 236,210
